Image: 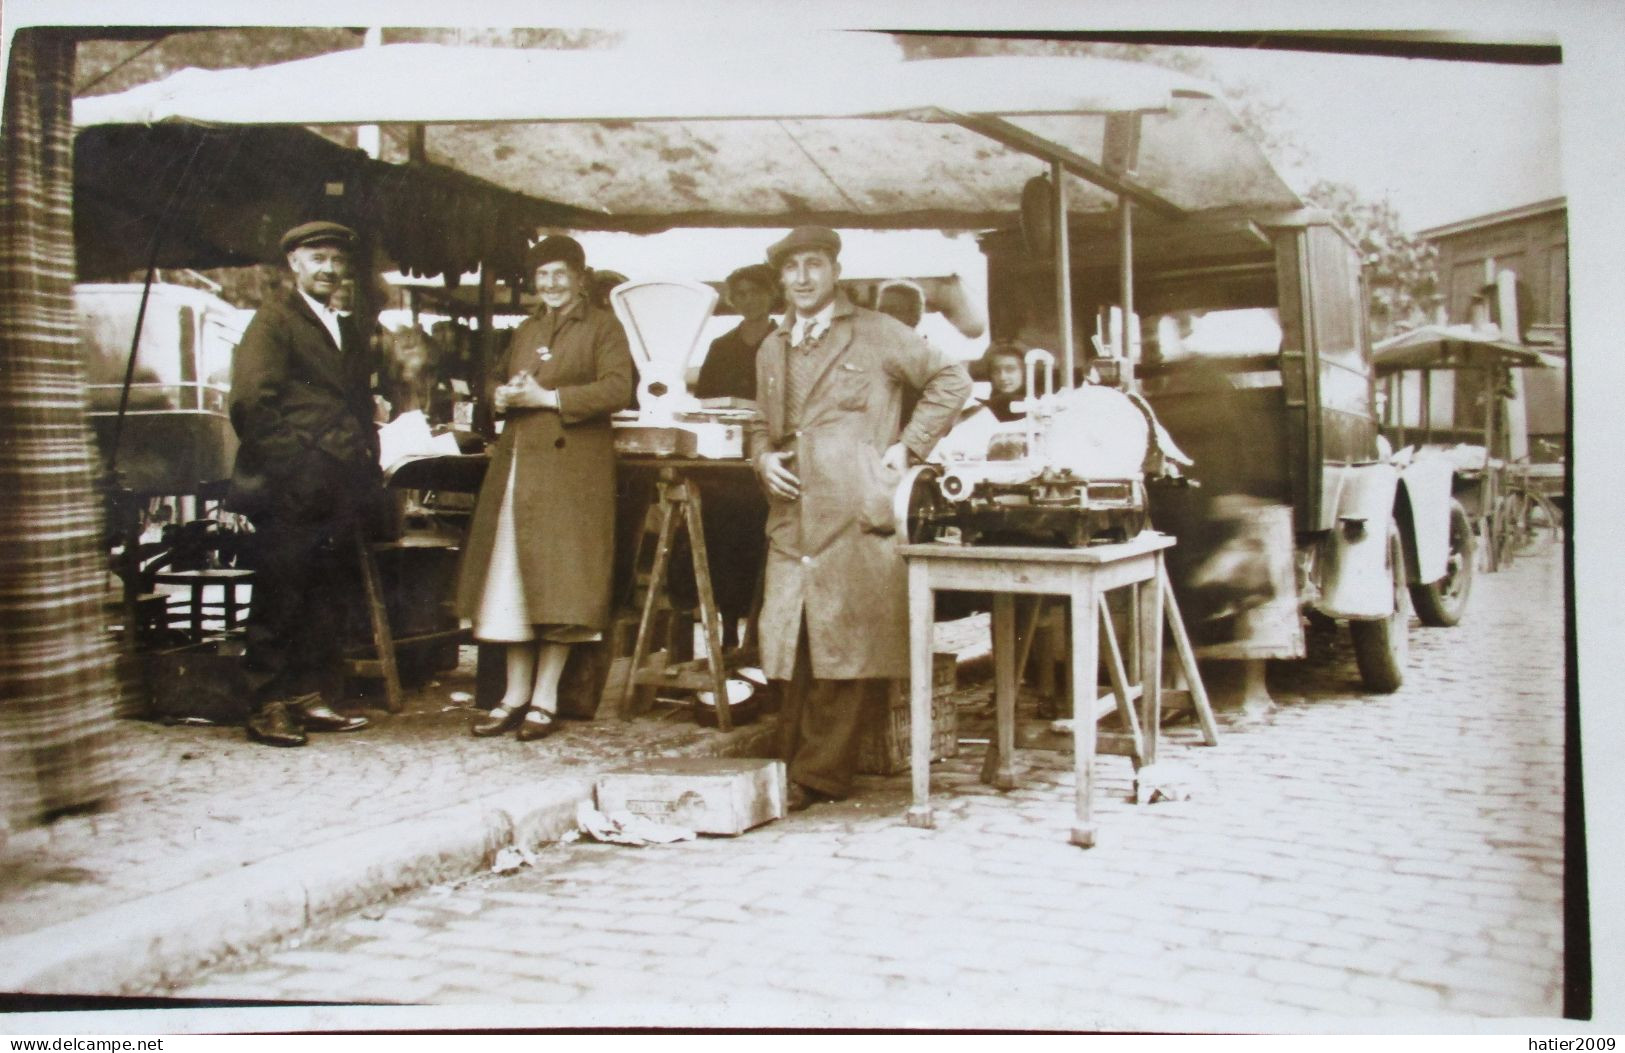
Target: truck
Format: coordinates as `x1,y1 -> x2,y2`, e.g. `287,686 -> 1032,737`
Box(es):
977,207 -> 1465,693
79,281 -> 250,497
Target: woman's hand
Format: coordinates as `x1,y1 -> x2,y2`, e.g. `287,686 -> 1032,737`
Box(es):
501,373 -> 558,411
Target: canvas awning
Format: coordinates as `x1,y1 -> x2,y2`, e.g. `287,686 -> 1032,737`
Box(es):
1373,324 -> 1567,373
73,36 -> 1303,233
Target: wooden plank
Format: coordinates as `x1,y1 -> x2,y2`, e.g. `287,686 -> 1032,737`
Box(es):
948,112 -> 1185,220
1162,573 -> 1219,746
355,531 -> 403,713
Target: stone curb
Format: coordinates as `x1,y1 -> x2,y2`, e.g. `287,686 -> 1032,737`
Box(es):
0,717 -> 781,995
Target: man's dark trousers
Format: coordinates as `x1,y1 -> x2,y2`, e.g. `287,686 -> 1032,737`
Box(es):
779,616 -> 890,799
241,509 -> 363,707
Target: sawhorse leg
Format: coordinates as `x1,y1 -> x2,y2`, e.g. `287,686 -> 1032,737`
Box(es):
1162,571 -> 1219,746
681,482 -> 732,732
356,533 -> 403,714
619,481 -> 681,720
1097,594 -> 1146,765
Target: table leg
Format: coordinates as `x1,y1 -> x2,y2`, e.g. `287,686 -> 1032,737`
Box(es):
1069,578 -> 1100,848
1137,555 -> 1165,768
905,562 -> 935,829
990,592 -> 1018,790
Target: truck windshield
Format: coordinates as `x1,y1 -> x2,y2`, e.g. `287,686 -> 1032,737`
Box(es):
79,294 -> 185,389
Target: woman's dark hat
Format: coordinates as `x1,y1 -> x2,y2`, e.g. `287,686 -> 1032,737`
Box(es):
527,234 -> 587,271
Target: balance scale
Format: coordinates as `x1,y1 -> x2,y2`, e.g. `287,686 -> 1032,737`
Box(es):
608,279 -> 755,460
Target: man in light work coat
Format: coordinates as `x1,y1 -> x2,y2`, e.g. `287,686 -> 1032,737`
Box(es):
748,226 -> 971,811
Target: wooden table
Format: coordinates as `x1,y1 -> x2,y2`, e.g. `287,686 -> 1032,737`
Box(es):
900,532 -> 1181,848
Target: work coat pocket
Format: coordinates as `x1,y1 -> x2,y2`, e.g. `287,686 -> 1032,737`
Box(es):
833,362 -> 872,411
856,452 -> 901,535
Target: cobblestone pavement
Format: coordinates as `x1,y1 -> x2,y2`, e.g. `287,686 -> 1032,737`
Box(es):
0,657 -> 776,941
162,546 -> 1568,1028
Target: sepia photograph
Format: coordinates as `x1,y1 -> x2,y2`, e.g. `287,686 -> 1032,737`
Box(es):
0,0 -> 1614,1038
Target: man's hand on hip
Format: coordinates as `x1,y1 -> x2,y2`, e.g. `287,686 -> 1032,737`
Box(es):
756,450 -> 801,501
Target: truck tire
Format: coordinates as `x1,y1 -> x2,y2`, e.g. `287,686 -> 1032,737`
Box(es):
1410,499 -> 1474,627
1350,523 -> 1409,693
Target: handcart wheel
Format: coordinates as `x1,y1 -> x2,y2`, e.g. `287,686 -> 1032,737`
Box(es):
893,464 -> 948,544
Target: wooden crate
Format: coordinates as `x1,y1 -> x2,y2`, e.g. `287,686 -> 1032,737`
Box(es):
856,652 -> 958,776
595,757 -> 786,836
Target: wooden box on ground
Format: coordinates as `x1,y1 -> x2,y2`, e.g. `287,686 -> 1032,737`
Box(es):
856,652 -> 958,776
594,758 -> 786,836
147,636 -> 251,725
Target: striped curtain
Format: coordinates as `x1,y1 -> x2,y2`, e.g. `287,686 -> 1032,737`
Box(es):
0,29 -> 121,829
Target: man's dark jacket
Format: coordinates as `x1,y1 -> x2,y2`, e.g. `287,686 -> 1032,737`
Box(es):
225,290 -> 380,520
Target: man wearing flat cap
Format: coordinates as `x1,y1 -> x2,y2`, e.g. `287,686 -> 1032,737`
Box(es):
225,220 -> 380,746
747,225 -> 971,810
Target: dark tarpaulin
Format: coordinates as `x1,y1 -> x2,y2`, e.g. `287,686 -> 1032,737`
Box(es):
74,123 -> 598,283
0,29 -> 121,828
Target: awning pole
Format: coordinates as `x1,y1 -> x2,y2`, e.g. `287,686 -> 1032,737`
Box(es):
1051,162 -> 1075,390
1119,195 -> 1135,388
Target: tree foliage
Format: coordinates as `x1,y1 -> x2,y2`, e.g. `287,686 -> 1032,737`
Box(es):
895,34 -> 1436,336
1303,179 -> 1440,337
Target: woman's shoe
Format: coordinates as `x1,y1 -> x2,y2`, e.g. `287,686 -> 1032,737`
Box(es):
516,710 -> 557,742
471,704 -> 528,737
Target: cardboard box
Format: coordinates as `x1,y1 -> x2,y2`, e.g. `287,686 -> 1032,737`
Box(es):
594,758 -> 786,836
856,652 -> 958,776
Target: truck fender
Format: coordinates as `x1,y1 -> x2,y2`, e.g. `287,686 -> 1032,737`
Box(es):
1313,462 -> 1400,620
1394,456 -> 1456,584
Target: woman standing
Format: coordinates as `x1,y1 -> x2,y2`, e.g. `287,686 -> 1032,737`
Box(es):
456,236 -> 634,740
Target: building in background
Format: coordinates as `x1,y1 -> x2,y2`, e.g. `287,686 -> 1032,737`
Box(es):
1419,197 -> 1567,347
1419,197 -> 1567,455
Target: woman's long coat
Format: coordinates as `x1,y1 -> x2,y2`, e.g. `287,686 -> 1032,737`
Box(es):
746,296 -> 970,680
455,298 -> 634,631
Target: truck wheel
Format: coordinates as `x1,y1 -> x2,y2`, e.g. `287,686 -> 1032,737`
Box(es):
1410,499 -> 1474,627
1350,523 -> 1409,693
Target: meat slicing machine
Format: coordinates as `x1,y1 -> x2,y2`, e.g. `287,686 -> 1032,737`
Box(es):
608,279 -> 754,459
894,349 -> 1192,547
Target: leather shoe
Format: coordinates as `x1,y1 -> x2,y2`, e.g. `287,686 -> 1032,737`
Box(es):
515,711 -> 558,742
472,704 -> 528,738
247,702 -> 307,748
293,694 -> 370,733
787,782 -> 824,812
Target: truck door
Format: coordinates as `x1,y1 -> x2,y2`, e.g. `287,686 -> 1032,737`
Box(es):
1280,222 -> 1380,534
